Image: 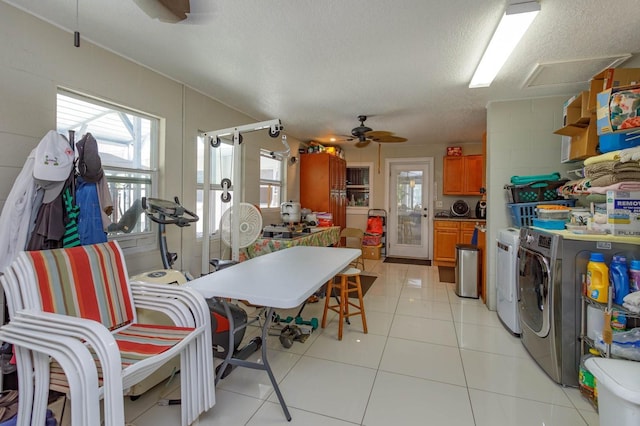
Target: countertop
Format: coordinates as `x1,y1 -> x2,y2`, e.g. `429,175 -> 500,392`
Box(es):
434,217 -> 486,222
534,228 -> 640,244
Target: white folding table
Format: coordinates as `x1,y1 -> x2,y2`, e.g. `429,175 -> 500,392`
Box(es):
186,245 -> 361,421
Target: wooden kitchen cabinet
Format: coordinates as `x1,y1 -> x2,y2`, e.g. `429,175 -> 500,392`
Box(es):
443,155 -> 484,195
434,220 -> 485,266
300,153 -> 347,228
434,219 -> 487,302
460,221 -> 477,244
433,220 -> 459,265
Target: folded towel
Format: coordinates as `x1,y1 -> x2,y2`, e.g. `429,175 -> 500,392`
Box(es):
587,181 -> 640,194
583,150 -> 622,166
584,161 -> 640,179
619,146 -> 640,163
590,172 -> 640,187
623,291 -> 640,307
623,302 -> 640,313
584,161 -> 616,177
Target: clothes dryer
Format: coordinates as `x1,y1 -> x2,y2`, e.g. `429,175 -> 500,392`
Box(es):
496,228 -> 521,335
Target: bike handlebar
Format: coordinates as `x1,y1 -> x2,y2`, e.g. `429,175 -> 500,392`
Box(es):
142,197 -> 199,227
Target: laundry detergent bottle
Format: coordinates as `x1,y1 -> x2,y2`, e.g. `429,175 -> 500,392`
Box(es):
587,252 -> 609,303
610,255 -> 629,305
630,260 -> 640,293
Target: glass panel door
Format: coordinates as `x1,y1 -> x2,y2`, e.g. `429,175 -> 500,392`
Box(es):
388,162 -> 430,258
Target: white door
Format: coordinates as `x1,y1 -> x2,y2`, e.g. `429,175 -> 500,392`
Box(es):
386,159 -> 432,259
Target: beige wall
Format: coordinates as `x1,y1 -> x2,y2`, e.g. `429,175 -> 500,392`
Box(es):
485,96 -> 573,310
343,141 -> 483,231
0,3 -> 302,277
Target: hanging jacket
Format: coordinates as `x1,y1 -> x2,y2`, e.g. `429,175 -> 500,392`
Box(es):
75,176 -> 107,245
62,187 -> 81,248
0,149 -> 37,272
25,191 -> 66,251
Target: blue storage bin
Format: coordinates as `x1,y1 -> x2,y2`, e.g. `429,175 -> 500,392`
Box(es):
532,218 -> 567,230
508,199 -> 576,228
599,131 -> 640,153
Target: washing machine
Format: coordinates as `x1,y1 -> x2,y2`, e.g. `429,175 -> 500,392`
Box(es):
518,227 -> 571,386
517,227 -> 640,387
496,228 -> 521,335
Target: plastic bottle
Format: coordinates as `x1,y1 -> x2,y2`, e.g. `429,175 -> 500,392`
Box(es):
587,252 -> 609,303
630,260 -> 640,293
578,348 -> 600,409
610,255 -> 630,305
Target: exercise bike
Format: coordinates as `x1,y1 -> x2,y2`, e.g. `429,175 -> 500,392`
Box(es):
139,197 -> 261,380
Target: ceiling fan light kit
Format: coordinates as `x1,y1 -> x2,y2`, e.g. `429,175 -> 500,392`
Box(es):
347,115 -> 407,148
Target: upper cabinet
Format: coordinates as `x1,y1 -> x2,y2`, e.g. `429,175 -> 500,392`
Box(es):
300,153 -> 347,228
443,155 -> 484,195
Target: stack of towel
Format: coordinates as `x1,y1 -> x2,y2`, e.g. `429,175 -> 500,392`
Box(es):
623,291 -> 640,313
581,146 -> 640,195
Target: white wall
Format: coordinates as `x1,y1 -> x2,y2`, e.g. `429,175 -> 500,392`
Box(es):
0,3 -> 302,277
485,96 -> 573,310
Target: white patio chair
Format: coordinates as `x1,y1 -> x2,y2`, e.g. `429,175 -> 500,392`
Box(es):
0,241 -> 215,426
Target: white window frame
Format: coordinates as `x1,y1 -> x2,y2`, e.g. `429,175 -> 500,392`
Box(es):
346,162 -> 374,215
259,148 -> 285,210
195,135 -> 236,239
56,88 -> 159,253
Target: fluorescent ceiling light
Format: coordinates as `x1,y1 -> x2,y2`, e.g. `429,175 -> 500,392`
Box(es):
469,1 -> 540,88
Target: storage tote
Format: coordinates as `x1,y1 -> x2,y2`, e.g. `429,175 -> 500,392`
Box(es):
504,179 -> 568,203
508,200 -> 576,227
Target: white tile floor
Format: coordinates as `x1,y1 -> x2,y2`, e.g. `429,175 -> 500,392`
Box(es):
52,258 -> 600,425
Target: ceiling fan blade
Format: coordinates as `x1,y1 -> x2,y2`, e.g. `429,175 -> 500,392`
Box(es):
355,139 -> 371,148
374,136 -> 408,143
365,130 -> 392,138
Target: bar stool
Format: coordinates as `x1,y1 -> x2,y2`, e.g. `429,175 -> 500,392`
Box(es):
321,266 -> 368,340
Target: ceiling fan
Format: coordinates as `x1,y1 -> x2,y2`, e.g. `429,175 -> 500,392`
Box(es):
348,115 -> 407,148
133,0 -> 214,24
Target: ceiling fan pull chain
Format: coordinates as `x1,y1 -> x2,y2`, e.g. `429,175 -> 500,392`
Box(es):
74,0 -> 80,47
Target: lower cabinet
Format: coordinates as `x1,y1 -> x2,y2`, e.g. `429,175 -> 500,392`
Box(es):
433,221 -> 460,265
434,220 -> 481,266
434,219 -> 486,301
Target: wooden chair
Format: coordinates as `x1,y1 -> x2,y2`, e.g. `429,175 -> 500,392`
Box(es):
321,265 -> 368,341
0,241 -> 215,426
338,227 -> 365,271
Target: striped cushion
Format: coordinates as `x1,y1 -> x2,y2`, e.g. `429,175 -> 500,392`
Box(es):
49,322 -> 195,393
26,241 -> 135,331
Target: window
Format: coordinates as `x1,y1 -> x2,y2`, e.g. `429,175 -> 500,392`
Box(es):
195,136 -> 234,238
259,149 -> 284,209
56,89 -> 158,250
346,162 -> 373,214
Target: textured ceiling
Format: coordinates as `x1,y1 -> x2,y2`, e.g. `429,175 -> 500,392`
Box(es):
5,0 -> 640,148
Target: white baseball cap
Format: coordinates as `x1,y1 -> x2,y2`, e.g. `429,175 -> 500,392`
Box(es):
33,130 -> 74,203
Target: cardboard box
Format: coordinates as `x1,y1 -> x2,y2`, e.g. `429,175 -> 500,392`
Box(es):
606,190 -> 640,236
596,84 -> 640,134
589,68 -> 640,112
362,244 -> 382,260
555,91 -> 590,137
556,115 -> 598,161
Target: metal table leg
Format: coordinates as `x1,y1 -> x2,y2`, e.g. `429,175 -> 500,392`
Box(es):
217,303 -> 292,421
